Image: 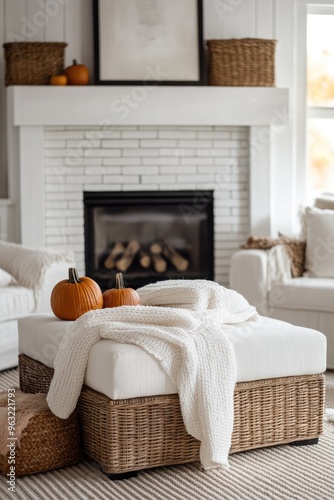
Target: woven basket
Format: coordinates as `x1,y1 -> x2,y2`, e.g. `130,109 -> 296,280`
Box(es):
0,389 -> 82,476
207,38 -> 276,87
19,354 -> 325,474
3,42 -> 67,86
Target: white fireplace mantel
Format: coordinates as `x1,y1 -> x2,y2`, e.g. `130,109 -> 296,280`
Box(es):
9,86 -> 288,127
7,85 -> 291,246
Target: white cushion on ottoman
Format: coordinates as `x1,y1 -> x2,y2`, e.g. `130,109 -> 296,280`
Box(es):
18,314 -> 326,400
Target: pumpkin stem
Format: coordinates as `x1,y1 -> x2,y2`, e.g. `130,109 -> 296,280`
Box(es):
115,273 -> 124,289
68,267 -> 81,284
73,59 -> 77,65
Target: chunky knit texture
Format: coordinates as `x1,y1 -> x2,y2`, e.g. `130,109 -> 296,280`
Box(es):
47,280 -> 258,470
137,279 -> 258,316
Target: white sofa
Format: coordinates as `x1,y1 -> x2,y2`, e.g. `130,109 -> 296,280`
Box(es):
0,240 -> 75,371
229,247 -> 334,369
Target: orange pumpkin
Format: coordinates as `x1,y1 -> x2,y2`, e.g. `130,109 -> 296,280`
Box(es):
50,74 -> 67,86
51,268 -> 103,320
64,59 -> 90,85
103,273 -> 141,308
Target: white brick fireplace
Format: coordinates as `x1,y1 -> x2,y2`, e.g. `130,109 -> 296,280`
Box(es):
7,86 -> 290,286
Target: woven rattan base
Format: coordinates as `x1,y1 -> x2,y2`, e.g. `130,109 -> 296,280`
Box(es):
19,354 -> 325,474
0,393 -> 82,477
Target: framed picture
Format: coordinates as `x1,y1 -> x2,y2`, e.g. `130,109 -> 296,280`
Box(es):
93,0 -> 204,85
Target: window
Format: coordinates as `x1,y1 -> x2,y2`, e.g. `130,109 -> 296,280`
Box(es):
307,9 -> 334,198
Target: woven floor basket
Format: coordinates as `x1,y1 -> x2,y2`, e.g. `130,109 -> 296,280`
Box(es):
19,354 -> 325,475
0,392 -> 82,476
207,38 -> 276,87
3,42 -> 67,86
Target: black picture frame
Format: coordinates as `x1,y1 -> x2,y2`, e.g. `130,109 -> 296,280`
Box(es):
93,0 -> 205,86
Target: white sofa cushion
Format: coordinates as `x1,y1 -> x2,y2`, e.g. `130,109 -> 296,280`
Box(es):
269,277 -> 334,313
0,322 -> 19,371
304,206 -> 334,277
19,314 -> 326,400
0,268 -> 16,287
0,285 -> 35,321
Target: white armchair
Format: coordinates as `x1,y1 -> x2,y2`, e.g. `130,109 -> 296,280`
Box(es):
229,246 -> 334,369
0,241 -> 75,370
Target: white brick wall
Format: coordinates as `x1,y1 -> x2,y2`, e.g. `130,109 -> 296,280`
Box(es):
44,126 -> 250,285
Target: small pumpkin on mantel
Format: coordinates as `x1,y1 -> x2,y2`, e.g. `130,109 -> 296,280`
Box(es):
64,59 -> 90,85
103,273 -> 141,308
51,267 -> 103,320
49,74 -> 67,86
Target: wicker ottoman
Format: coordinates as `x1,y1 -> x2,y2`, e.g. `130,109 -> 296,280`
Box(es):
18,315 -> 326,475
0,389 -> 82,477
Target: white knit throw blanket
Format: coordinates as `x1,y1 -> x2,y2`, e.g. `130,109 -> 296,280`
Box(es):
47,280 -> 258,470
266,245 -> 292,291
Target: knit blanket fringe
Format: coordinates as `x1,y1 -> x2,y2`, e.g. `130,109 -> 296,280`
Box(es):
47,279 -> 258,470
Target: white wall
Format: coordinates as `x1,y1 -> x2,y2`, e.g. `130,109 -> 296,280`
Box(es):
0,0 -> 293,198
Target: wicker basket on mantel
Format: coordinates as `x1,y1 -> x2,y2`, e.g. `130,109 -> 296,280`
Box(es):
207,38 -> 277,87
3,42 -> 67,86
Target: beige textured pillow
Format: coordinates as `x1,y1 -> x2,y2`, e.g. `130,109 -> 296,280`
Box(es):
241,236 -> 280,250
304,206 -> 334,277
241,236 -> 306,277
279,236 -> 306,278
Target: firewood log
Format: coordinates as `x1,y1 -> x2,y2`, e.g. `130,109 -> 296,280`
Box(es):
116,240 -> 140,272
162,242 -> 189,272
104,241 -> 125,269
150,241 -> 163,255
139,250 -> 151,269
151,254 -> 167,273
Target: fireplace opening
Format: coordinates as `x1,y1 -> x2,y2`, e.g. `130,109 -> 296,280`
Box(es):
84,191 -> 214,290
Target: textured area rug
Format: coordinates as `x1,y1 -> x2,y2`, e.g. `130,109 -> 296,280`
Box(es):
0,369 -> 333,500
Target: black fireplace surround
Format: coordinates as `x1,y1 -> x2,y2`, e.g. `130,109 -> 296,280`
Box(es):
84,191 -> 214,290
